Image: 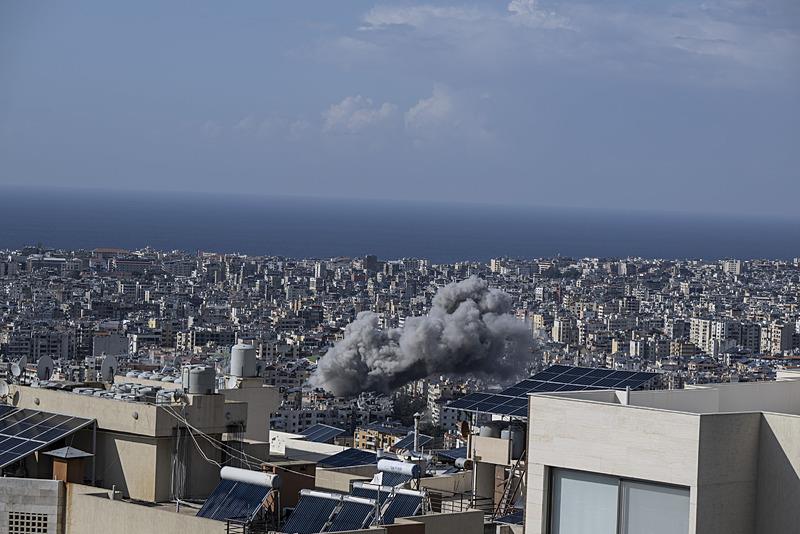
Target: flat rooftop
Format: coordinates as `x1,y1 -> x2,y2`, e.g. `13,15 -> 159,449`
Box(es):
540,374 -> 800,416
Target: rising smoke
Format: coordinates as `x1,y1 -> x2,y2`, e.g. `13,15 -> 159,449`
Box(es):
310,276 -> 532,397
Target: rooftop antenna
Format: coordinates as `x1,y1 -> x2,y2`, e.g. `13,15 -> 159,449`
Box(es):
413,412 -> 422,453
101,355 -> 118,383
37,356 -> 54,381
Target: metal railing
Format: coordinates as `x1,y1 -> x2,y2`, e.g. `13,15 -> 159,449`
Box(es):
427,488 -> 494,514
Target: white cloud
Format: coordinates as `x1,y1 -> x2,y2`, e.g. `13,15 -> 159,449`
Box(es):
507,0 -> 571,29
361,5 -> 482,31
346,1 -> 797,86
404,84 -> 492,145
233,115 -> 258,133
323,95 -> 397,134
405,84 -> 454,131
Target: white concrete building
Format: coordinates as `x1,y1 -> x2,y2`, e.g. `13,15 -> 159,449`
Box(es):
524,374 -> 800,534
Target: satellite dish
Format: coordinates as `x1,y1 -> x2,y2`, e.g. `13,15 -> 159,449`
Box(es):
226,376 -> 240,390
0,380 -> 9,398
37,356 -> 54,381
101,355 -> 118,382
12,355 -> 28,378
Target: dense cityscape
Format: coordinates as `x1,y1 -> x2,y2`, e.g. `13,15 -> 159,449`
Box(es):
3,246 -> 800,436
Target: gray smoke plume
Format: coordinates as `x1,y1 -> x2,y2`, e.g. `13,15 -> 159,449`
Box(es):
310,276 -> 532,397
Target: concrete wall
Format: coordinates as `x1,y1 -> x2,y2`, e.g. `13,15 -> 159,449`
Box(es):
525,395 -> 702,534
315,465 -> 375,493
0,478 -> 65,534
470,436 -> 511,466
220,380 -> 281,442
395,510 -> 484,534
695,413 -> 761,534
628,388 -> 721,414
716,381 -> 800,416
755,413 -> 800,533
65,484 -> 225,534
419,470 -> 472,495
624,379 -> 800,416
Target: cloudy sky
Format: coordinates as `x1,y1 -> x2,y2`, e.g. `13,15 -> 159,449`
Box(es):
1,1 -> 798,215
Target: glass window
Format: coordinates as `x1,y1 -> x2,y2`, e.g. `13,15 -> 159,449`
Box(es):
550,469 -> 691,534
620,481 -> 690,534
551,469 -> 619,534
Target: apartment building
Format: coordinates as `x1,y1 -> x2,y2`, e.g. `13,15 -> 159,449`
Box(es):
524,375 -> 800,534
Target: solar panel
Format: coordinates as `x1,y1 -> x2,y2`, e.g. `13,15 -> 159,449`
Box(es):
351,483 -> 392,505
196,479 -> 270,522
378,471 -> 413,487
391,432 -> 433,451
379,490 -> 423,524
300,424 -> 346,444
0,407 -> 94,469
445,365 -> 658,418
326,498 -> 375,532
281,492 -> 340,534
435,447 -> 468,461
318,448 -> 377,468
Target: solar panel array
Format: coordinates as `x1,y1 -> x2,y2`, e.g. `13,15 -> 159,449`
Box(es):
300,424 -> 346,444
392,432 -> 433,451
351,483 -> 392,505
281,493 -> 341,534
0,406 -> 94,469
378,471 -> 413,488
326,499 -> 375,532
446,365 -> 658,417
318,448 -> 377,468
196,479 -> 270,522
379,491 -> 423,524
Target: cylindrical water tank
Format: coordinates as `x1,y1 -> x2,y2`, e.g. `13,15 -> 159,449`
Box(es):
188,366 -> 216,395
377,459 -> 421,478
501,425 -> 525,460
230,343 -> 257,378
220,466 -> 281,489
454,457 -> 473,470
479,422 -> 502,438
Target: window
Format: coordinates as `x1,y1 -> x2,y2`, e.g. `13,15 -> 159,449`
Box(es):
551,470 -> 618,534
620,480 -> 690,534
550,469 -> 690,534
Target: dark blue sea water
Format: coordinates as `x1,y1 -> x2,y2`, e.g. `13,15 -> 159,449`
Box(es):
0,187 -> 797,262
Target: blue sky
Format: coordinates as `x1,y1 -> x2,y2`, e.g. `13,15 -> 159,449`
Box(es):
1,1 -> 798,215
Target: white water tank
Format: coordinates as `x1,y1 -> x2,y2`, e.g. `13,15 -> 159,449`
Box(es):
377,459 -> 421,478
182,365 -> 216,395
479,422 -> 502,438
501,424 -> 525,460
230,343 -> 257,378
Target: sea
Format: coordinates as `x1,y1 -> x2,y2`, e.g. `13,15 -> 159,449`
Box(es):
0,186 -> 797,262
